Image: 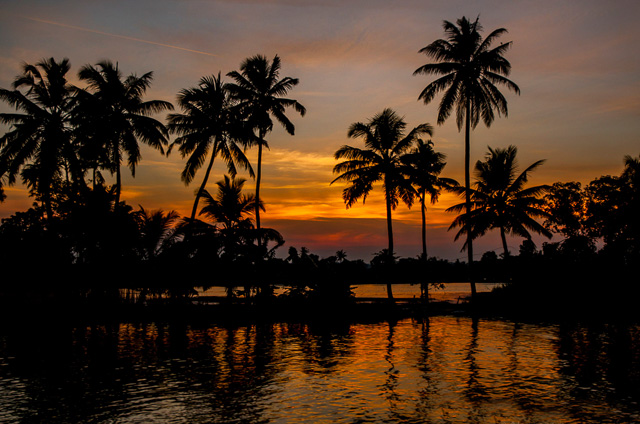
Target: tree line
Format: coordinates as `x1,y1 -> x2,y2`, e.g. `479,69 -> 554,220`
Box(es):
0,16 -> 637,309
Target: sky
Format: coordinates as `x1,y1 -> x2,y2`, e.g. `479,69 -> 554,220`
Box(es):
1,0 -> 639,261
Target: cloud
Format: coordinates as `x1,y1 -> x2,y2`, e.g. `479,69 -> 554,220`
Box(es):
19,15 -> 219,57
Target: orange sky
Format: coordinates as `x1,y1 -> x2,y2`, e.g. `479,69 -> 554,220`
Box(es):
1,0 -> 639,260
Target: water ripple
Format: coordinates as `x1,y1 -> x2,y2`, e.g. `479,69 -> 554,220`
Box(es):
1,318 -> 639,423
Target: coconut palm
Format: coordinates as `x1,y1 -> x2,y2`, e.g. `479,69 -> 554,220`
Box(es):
78,60 -> 173,207
447,145 -> 551,257
167,73 -> 254,220
403,139 -> 457,260
200,175 -> 283,262
134,206 -> 182,260
199,175 -> 262,230
414,16 -> 520,296
332,108 -> 432,300
0,57 -> 80,220
226,54 -> 306,242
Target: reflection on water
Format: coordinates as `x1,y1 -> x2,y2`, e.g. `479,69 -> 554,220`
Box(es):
1,317 -> 639,423
199,283 -> 500,303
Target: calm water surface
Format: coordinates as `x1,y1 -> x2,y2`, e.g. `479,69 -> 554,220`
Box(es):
1,317 -> 639,423
200,282 -> 499,303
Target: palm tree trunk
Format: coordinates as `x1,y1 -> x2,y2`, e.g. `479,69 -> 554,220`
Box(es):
190,140 -> 218,220
115,163 -> 121,209
420,192 -> 430,304
385,190 -> 394,301
465,99 -> 477,300
500,226 -> 510,257
255,131 -> 265,248
43,190 -> 53,223
421,193 -> 427,260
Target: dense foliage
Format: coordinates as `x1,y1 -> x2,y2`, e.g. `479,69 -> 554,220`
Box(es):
0,26 -> 637,314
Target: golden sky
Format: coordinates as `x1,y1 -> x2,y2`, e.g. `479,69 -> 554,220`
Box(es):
1,0 -> 639,260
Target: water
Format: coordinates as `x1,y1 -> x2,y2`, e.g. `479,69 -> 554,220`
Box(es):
1,317 -> 639,423
199,283 -> 500,303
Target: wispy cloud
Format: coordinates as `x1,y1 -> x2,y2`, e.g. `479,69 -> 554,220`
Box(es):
20,15 -> 219,57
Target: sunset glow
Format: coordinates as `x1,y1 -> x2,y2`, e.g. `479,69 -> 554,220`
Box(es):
1,0 -> 639,260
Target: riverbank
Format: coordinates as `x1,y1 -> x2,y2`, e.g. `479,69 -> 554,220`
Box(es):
2,284 -> 639,326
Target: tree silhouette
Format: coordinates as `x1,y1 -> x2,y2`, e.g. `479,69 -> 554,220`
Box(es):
586,154 -> 640,263
167,73 -> 253,220
447,145 -> 551,257
199,175 -> 283,262
134,206 -> 182,260
200,175 -> 261,230
414,16 -> 520,297
332,108 -> 432,300
0,58 -> 79,220
78,60 -> 173,208
227,55 -> 305,245
402,139 -> 456,260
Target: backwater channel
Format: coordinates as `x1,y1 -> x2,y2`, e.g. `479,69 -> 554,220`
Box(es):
1,315 -> 639,423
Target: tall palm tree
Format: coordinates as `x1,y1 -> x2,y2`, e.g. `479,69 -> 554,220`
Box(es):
0,57 -> 80,221
78,60 -> 173,207
447,145 -> 551,257
414,16 -> 520,297
402,139 -> 456,260
167,73 -> 253,220
332,108 -> 432,300
226,54 -> 306,243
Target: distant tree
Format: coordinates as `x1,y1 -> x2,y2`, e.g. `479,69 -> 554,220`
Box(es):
543,182 -> 587,238
335,249 -> 347,263
586,154 -> 640,263
542,181 -> 595,256
132,207 -> 183,302
403,139 -> 457,260
167,73 -> 253,220
286,246 -> 299,263
480,250 -> 499,263
134,207 -> 182,261
78,60 -> 173,207
518,238 -> 538,257
227,55 -> 305,243
200,175 -> 261,230
200,175 -> 283,261
332,108 -> 432,300
448,145 -> 551,257
415,16 -> 520,297
0,58 -> 80,220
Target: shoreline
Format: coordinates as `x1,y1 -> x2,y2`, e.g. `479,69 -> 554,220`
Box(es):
2,289 -> 639,327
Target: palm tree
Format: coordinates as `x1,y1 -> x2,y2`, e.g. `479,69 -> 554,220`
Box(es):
332,108 -> 432,300
200,175 -> 262,230
414,16 -> 520,297
134,206 -> 182,260
335,249 -> 347,263
77,60 -> 173,207
0,57 -> 80,220
447,145 -> 551,257
226,54 -> 306,243
201,175 -> 284,266
403,139 -> 457,260
167,73 -> 253,220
